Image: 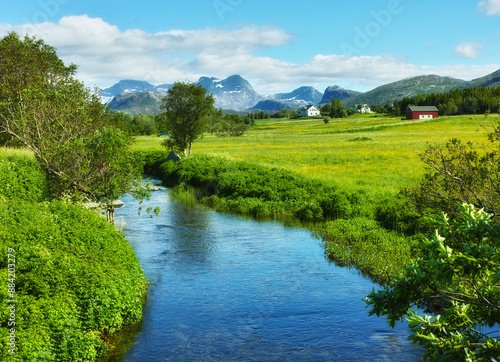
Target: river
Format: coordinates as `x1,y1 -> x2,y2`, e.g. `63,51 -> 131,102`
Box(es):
114,186 -> 424,361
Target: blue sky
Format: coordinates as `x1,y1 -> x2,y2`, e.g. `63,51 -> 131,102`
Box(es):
1,0 -> 499,93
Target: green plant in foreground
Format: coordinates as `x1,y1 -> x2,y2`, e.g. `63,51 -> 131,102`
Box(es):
365,204 -> 500,360
0,199 -> 148,360
317,217 -> 419,283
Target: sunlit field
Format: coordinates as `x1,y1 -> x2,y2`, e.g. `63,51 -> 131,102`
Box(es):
133,114 -> 497,196
0,146 -> 35,159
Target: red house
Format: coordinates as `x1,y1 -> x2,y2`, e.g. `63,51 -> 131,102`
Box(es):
406,106 -> 439,120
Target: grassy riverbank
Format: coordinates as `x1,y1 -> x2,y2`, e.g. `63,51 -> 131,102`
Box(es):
142,154 -> 420,282
137,114 -> 496,282
0,149 -> 147,360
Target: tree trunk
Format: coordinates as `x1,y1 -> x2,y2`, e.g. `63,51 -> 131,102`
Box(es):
106,205 -> 115,224
188,142 -> 192,157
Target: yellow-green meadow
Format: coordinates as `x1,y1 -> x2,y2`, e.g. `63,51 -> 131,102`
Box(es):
134,114 -> 496,195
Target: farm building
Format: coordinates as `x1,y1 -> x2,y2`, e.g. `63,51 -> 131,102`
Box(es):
355,104 -> 373,113
299,105 -> 321,117
406,106 -> 439,120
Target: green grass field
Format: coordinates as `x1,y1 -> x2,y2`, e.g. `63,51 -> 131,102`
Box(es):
134,114 -> 497,196
0,146 -> 35,159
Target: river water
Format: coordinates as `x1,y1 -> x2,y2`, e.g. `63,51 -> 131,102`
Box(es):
115,187 -> 423,361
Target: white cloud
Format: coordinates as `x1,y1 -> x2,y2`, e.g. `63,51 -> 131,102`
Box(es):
453,41 -> 484,59
478,0 -> 500,15
0,15 -> 292,56
0,15 -> 499,93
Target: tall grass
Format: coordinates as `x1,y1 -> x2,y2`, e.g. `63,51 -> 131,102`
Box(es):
0,147 -> 34,159
0,147 -> 48,201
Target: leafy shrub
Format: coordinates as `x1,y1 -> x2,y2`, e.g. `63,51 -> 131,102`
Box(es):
0,155 -> 48,201
410,134 -> 500,220
316,217 -> 420,283
158,160 -> 178,187
374,194 -> 429,235
134,150 -> 169,177
147,153 -> 372,223
0,152 -> 147,361
0,200 -> 147,361
319,191 -> 353,220
296,202 -> 324,221
366,204 -> 500,359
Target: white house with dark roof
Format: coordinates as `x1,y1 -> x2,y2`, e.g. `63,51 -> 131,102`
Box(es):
299,105 -> 321,117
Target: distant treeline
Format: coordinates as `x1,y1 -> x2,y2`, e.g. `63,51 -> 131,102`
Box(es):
112,109 -> 273,137
376,86 -> 500,116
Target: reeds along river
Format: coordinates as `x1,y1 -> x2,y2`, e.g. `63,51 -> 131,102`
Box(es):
115,186 -> 424,361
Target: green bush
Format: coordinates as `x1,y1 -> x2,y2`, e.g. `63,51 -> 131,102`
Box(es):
319,191 -> 353,219
145,153 -> 374,223
133,150 -> 169,177
0,199 -> 147,360
316,217 -> 420,283
366,204 -> 500,359
296,202 -> 324,221
374,193 -> 430,236
0,152 -> 147,360
0,155 -> 48,201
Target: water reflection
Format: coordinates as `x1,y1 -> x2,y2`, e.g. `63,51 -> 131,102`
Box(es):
115,187 -> 424,361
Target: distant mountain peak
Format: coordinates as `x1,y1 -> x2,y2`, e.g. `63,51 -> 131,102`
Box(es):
99,80 -> 171,104
272,86 -> 323,104
320,85 -> 361,104
197,75 -> 262,110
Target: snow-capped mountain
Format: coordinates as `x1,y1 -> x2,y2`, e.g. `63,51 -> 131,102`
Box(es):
197,75 -> 263,110
251,86 -> 325,111
101,77 -> 362,113
272,86 -> 323,104
100,75 -> 262,111
99,80 -> 172,104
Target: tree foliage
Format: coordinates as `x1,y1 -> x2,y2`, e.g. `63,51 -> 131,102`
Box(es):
391,87 -> 500,117
159,82 -> 215,156
113,113 -> 157,135
0,32 -> 147,220
322,98 -> 349,118
207,111 -> 251,137
409,120 -> 500,220
365,204 -> 500,360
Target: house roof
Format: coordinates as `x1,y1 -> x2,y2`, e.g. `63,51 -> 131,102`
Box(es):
407,106 -> 439,112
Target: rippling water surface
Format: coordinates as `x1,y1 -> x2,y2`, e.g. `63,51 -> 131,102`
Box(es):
115,188 -> 423,361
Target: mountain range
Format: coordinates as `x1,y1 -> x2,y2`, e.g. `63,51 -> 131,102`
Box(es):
342,69 -> 500,109
99,80 -> 173,105
100,69 -> 500,115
